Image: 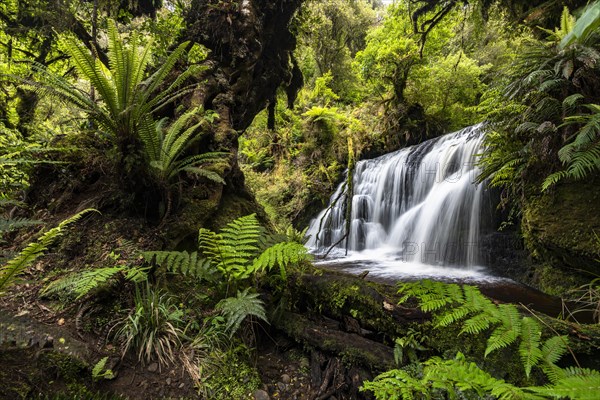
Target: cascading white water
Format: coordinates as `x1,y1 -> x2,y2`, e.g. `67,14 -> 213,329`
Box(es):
306,124 -> 495,276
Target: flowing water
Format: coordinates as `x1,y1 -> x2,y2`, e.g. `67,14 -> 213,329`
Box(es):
306,124 -> 500,282
304,124 -> 592,319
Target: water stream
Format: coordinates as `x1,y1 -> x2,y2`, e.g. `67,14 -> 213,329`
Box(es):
306,124 -> 500,281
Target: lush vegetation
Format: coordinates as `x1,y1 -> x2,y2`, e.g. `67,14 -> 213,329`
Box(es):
1,0 -> 600,399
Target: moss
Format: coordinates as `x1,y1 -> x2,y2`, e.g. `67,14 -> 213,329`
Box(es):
38,350 -> 89,383
203,345 -> 261,399
532,262 -> 587,296
289,269 -> 405,338
521,179 -> 600,292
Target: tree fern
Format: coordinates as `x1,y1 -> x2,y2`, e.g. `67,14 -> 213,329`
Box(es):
0,209 -> 97,294
215,288 -> 268,336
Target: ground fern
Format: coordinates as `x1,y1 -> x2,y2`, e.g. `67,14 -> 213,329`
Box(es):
142,250 -> 215,281
215,288 -> 268,336
0,209 -> 97,294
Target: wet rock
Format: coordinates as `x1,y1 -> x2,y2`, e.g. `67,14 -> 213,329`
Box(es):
253,389 -> 270,400
281,373 -> 291,384
147,362 -> 159,373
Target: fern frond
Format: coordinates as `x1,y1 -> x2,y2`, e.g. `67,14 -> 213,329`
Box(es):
485,304 -> 522,356
215,288 -> 268,336
519,317 -> 543,377
397,279 -> 463,311
527,370 -> 600,400
0,218 -> 43,233
143,251 -> 215,281
540,335 -> 569,383
0,209 -> 98,294
360,368 -> 428,400
41,266 -> 124,300
252,242 -> 309,280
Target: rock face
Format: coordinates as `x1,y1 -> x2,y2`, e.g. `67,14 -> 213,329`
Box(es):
521,179 -> 600,294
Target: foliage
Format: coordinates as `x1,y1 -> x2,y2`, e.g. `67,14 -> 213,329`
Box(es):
0,209 -> 97,295
215,288 -> 268,336
142,250 -> 216,280
198,214 -> 310,284
397,280 -> 552,378
394,328 -> 428,365
40,264 -> 149,300
19,19 -> 221,198
115,284 -> 184,368
543,103 -> 600,190
141,108 -> 227,217
91,357 -> 115,382
363,280 -> 600,399
562,259 -> 600,323
295,0 -> 376,99
479,4 -> 600,195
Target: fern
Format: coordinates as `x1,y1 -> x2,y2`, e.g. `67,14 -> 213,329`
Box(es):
143,251 -> 215,281
527,369 -> 600,400
251,242 -> 308,280
363,352 -> 545,400
540,336 -> 570,383
92,357 -> 115,381
0,209 -> 97,294
0,218 -> 43,233
519,317 -> 544,377
41,266 -> 126,300
485,304 -> 522,356
148,214 -> 311,286
200,214 -> 262,281
215,288 -> 268,336
360,368 -> 429,400
398,280 -> 464,312
397,281 -> 558,377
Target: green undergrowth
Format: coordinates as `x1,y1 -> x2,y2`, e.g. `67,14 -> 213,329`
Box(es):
362,279 -> 600,400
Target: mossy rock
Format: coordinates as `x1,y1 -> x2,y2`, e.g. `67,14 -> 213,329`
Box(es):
522,179 -> 600,292
288,269 -> 421,339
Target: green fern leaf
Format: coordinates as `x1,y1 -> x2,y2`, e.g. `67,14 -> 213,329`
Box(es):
485,304 -> 522,356
0,218 -> 43,233
252,242 -> 309,280
0,209 -> 98,294
41,266 -> 124,300
143,251 -> 215,280
215,288 -> 268,336
527,371 -> 600,400
519,317 -> 543,377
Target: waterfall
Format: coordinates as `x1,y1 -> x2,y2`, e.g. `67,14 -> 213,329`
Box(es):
306,124 -> 495,270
